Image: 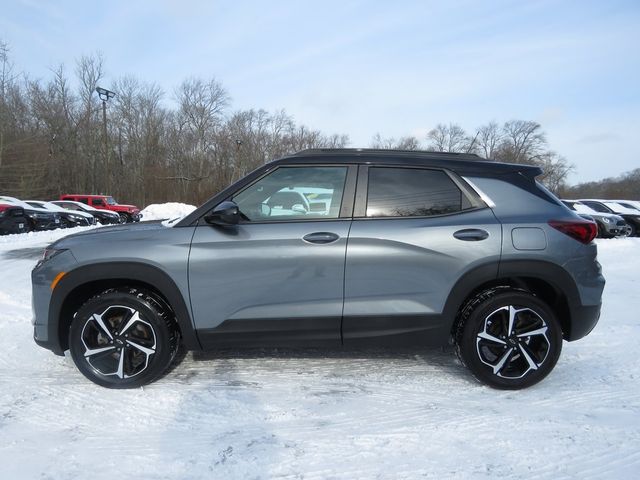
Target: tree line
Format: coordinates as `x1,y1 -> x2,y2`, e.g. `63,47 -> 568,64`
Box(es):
559,168 -> 640,200
1,43 -> 576,207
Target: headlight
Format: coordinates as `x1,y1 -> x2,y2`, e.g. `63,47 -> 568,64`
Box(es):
41,247 -> 67,262
602,217 -> 611,224
69,214 -> 84,221
35,247 -> 67,270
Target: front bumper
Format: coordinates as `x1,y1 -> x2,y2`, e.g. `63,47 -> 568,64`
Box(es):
32,218 -> 61,230
31,250 -> 78,356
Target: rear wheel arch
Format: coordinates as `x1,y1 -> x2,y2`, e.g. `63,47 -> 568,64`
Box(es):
444,260 -> 578,341
51,262 -> 201,352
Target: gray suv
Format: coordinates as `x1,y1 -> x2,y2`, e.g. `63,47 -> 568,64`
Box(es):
32,149 -> 605,389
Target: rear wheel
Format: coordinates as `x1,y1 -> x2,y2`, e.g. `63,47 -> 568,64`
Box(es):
455,289 -> 563,389
69,288 -> 180,388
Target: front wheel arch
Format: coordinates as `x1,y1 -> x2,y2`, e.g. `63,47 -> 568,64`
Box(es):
52,262 -> 201,353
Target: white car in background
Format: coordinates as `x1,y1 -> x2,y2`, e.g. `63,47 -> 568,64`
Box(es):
562,200 -> 630,238
579,199 -> 640,237
26,200 -> 95,227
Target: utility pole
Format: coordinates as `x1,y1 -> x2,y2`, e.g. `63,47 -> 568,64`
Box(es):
95,86 -> 115,193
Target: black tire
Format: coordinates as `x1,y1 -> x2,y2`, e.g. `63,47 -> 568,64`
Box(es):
629,222 -> 638,237
455,289 -> 562,389
118,213 -> 129,224
69,288 -> 180,388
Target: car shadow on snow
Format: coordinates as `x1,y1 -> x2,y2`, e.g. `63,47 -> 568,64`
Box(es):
1,247 -> 44,260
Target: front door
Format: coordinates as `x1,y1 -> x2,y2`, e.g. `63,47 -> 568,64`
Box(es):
188,165 -> 355,348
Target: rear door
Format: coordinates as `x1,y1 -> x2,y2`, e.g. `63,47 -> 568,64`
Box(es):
343,165 -> 502,344
188,164 -> 357,347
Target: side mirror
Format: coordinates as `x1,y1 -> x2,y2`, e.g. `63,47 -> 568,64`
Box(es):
204,201 -> 240,226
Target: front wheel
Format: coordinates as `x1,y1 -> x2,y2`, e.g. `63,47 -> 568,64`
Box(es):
69,288 -> 180,388
455,290 -> 563,389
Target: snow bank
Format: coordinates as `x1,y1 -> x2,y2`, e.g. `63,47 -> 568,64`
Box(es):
140,202 -> 197,221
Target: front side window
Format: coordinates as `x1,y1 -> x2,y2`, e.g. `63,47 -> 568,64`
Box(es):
366,167 -> 469,218
233,166 -> 348,222
92,198 -> 104,206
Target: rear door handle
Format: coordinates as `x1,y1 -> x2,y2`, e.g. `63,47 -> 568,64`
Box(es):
302,232 -> 340,244
453,228 -> 489,241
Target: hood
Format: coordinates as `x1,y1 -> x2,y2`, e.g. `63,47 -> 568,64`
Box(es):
590,212 -> 625,221
52,221 -> 164,247
113,204 -> 140,211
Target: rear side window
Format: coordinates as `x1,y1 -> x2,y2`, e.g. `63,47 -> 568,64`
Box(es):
78,198 -> 89,205
366,167 -> 471,217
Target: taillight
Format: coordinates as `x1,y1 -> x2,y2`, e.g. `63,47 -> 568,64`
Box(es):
548,220 -> 597,244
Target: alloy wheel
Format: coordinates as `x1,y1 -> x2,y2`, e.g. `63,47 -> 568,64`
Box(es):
81,305 -> 157,379
476,305 -> 551,379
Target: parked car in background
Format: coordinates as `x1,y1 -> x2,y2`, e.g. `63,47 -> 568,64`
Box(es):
0,204 -> 31,235
579,199 -> 640,237
0,196 -> 60,231
610,200 -> 640,211
51,200 -> 120,225
26,201 -> 95,228
59,194 -> 141,223
562,200 -> 630,238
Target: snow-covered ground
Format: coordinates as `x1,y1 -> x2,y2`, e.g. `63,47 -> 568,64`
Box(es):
0,228 -> 639,479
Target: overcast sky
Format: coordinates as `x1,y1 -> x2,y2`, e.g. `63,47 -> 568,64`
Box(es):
2,0 -> 638,183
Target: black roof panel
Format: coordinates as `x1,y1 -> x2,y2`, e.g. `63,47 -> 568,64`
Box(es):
271,148 -> 542,178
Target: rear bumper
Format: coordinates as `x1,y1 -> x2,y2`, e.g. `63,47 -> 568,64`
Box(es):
566,303 -> 601,341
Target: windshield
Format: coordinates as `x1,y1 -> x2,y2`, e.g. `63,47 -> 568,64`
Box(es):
106,196 -> 117,205
618,202 -> 640,211
571,202 -> 597,215
581,201 -> 611,213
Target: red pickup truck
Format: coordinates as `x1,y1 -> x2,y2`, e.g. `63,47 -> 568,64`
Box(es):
60,194 -> 142,223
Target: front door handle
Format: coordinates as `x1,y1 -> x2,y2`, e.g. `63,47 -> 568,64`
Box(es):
302,232 -> 340,244
453,228 -> 490,241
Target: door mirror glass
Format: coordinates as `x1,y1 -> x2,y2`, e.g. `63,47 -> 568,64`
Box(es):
205,201 -> 240,226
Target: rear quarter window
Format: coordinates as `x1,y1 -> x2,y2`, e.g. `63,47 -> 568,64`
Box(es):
366,167 -> 472,217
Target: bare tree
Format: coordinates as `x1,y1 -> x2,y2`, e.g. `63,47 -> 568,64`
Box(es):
426,123 -> 472,152
536,151 -> 574,193
0,40 -> 18,167
497,120 -> 546,164
370,133 -> 420,150
474,121 -> 503,159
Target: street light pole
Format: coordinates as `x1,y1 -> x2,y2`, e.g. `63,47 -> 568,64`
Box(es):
95,86 -> 115,193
